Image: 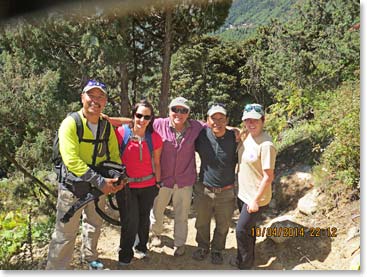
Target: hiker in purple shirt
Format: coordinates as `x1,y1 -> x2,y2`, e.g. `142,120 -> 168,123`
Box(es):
149,97 -> 205,256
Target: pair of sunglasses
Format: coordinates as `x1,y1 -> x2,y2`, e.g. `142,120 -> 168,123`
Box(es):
171,106 -> 189,114
135,113 -> 152,120
244,104 -> 263,113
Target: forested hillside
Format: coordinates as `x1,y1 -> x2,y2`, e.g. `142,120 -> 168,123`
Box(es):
216,0 -> 299,40
0,0 -> 360,269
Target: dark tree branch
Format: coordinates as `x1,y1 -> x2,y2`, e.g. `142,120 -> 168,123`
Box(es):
0,144 -> 57,198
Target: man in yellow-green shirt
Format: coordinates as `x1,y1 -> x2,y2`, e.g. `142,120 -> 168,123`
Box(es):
46,80 -> 125,270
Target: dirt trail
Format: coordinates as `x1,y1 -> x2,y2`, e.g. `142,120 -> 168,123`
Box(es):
64,177 -> 360,270
22,152 -> 360,271
61,201 -> 359,270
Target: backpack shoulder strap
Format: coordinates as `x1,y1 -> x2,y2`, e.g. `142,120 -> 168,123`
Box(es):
119,124 -> 132,157
145,131 -> 154,156
69,112 -> 83,143
145,131 -> 155,173
103,120 -> 111,160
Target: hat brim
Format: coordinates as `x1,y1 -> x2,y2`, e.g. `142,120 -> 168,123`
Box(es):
208,111 -> 227,117
242,111 -> 263,120
208,106 -> 227,117
169,103 -> 190,110
83,85 -> 108,95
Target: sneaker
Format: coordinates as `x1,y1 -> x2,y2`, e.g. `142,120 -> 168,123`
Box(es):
134,249 -> 149,259
211,251 -> 223,265
88,260 -> 104,270
173,245 -> 186,256
150,235 -> 162,247
192,248 -> 209,261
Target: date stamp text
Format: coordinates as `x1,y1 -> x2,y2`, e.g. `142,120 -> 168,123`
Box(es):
251,227 -> 338,238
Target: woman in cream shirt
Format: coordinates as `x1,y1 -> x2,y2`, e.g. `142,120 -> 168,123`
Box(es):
232,103 -> 277,270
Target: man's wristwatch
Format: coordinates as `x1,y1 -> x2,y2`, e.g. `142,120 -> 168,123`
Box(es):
155,181 -> 163,188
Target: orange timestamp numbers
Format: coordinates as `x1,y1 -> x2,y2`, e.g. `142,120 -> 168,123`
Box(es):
251,227 -> 338,238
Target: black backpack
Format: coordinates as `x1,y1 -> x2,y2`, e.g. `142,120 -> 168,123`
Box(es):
52,112 -> 111,182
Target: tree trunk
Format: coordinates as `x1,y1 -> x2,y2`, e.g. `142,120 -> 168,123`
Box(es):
158,7 -> 173,117
120,62 -> 130,116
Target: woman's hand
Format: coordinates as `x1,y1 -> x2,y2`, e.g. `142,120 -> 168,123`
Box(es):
101,113 -> 110,122
247,199 -> 259,213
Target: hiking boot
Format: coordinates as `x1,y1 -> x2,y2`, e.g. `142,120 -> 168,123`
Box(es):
173,245 -> 186,256
88,260 -> 104,270
229,256 -> 239,268
192,248 -> 209,261
150,235 -> 162,247
211,251 -> 223,265
229,256 -> 254,269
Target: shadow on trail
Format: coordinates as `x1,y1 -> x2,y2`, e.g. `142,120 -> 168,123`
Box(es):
253,225 -> 332,270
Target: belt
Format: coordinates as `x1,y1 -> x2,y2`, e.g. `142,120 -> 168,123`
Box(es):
204,184 -> 234,193
128,173 -> 155,183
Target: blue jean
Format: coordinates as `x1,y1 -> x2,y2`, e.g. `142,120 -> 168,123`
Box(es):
235,198 -> 267,269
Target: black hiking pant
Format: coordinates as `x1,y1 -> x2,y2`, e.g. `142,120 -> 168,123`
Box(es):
116,185 -> 159,263
235,198 -> 267,269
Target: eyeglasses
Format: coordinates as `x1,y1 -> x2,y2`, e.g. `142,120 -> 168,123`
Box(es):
85,79 -> 107,90
244,104 -> 263,113
171,106 -> 189,114
135,113 -> 152,120
85,92 -> 107,101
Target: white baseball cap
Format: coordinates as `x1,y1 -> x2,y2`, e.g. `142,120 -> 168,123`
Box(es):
82,79 -> 108,95
208,104 -> 227,117
241,104 -> 264,120
169,96 -> 190,110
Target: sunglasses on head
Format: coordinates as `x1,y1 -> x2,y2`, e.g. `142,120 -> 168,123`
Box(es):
86,79 -> 107,90
135,113 -> 152,120
171,106 -> 189,114
244,104 -> 263,113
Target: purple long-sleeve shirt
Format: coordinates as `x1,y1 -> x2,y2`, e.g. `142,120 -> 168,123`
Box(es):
153,117 -> 205,188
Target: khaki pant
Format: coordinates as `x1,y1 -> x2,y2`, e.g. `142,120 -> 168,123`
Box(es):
150,184 -> 193,247
46,187 -> 105,269
193,182 -> 235,251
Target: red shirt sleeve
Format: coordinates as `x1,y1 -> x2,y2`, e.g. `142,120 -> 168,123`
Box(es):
115,126 -> 124,147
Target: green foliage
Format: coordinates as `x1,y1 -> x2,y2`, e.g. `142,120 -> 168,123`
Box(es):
312,81 -> 360,188
170,35 -> 257,125
0,209 -> 55,268
0,51 -> 65,172
0,210 -> 28,266
272,122 -> 314,153
0,177 -> 55,268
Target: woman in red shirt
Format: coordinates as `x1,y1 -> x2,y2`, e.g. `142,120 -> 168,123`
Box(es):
115,99 -> 163,266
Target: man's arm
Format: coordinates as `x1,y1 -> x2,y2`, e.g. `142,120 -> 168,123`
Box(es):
101,113 -> 132,127
226,126 -> 241,142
